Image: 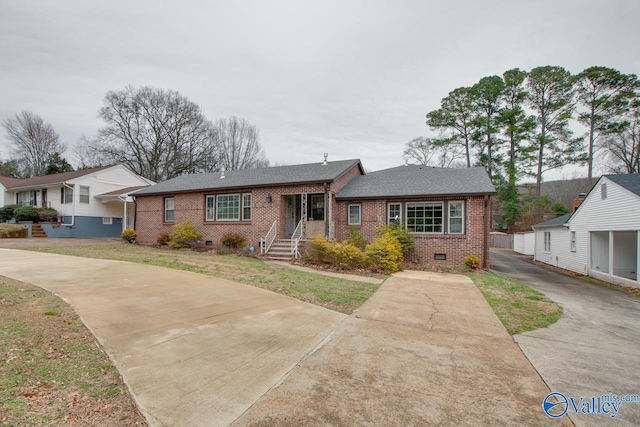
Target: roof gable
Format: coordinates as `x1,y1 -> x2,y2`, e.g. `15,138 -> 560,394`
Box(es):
532,213 -> 573,228
336,165 -> 496,199
603,173 -> 640,197
133,159 -> 363,196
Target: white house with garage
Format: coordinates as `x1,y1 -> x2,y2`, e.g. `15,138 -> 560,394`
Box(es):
0,165 -> 154,238
533,174 -> 640,289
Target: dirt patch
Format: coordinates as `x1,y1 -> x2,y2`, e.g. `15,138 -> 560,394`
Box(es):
0,276 -> 147,426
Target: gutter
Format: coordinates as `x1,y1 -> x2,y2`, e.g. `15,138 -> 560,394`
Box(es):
483,195 -> 490,270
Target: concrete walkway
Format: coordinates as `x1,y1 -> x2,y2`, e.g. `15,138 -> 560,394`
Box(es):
492,249 -> 640,427
234,271 -> 569,426
0,249 -> 346,427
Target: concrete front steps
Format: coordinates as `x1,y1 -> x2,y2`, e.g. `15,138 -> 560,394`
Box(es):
265,239 -> 305,261
31,223 -> 47,238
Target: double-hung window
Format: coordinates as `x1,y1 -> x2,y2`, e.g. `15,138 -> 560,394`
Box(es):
544,232 -> 551,252
348,204 -> 361,226
570,231 -> 576,252
205,193 -> 252,222
61,186 -> 73,204
164,197 -> 175,222
448,201 -> 464,234
79,186 -> 90,204
406,202 -> 443,233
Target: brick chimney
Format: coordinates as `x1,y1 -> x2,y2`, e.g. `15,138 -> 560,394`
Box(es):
572,193 -> 587,212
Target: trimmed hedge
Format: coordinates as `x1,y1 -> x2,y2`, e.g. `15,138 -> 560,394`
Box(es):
0,224 -> 28,238
169,221 -> 201,248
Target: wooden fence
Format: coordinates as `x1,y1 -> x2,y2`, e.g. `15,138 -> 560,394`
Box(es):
490,234 -> 514,249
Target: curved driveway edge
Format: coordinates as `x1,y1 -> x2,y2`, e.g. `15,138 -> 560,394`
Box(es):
0,249 -> 347,427
233,271 -> 569,426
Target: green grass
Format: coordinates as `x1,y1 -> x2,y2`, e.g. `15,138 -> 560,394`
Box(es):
24,242 -> 382,314
0,277 -> 144,425
468,271 -> 563,335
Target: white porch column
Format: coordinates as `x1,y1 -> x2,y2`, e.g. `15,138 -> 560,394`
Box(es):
609,231 -> 614,277
637,231 -> 640,283
123,200 -> 128,232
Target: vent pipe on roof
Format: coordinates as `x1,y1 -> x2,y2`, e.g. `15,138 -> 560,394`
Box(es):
220,168 -> 225,179
322,153 -> 328,165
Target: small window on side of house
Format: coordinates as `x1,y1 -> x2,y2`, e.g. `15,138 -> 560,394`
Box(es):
103,217 -> 113,225
570,231 -> 576,252
601,183 -> 607,200
388,203 -> 401,224
79,186 -> 90,204
164,197 -> 175,222
544,231 -> 551,252
347,204 -> 361,226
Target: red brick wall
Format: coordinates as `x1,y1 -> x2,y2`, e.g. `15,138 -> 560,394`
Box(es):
134,163 -> 364,248
334,196 -> 489,268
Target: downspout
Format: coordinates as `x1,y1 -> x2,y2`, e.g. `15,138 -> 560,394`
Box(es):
483,195 -> 489,270
324,182 -> 329,237
62,183 -> 75,227
132,196 -> 137,230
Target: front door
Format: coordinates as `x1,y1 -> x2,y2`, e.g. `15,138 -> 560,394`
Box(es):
286,195 -> 301,236
42,189 -> 47,208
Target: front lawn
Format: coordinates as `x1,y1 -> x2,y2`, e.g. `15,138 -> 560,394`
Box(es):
0,276 -> 146,426
24,243 -> 382,314
468,271 -> 563,335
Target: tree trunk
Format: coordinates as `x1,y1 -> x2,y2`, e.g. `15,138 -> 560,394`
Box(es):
588,106 -> 595,185
536,125 -> 546,198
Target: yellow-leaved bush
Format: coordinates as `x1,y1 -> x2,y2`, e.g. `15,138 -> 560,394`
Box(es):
365,233 -> 403,273
305,236 -> 368,270
169,221 -> 201,248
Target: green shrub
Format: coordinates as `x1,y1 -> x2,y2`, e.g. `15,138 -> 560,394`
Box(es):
375,222 -> 414,255
0,204 -> 19,222
305,236 -> 367,270
14,206 -> 40,222
0,224 -> 28,238
345,227 -> 368,251
169,221 -> 201,248
366,234 -> 403,273
121,228 -> 137,243
464,254 -> 481,270
156,232 -> 170,246
220,232 -> 246,249
37,208 -> 59,222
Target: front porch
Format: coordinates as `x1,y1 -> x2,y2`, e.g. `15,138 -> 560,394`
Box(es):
590,230 -> 640,288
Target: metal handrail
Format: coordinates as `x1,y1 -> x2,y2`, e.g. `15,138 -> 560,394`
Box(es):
263,219 -> 277,254
291,219 -> 303,258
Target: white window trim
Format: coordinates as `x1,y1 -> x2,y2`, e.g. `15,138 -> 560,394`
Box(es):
347,204 -> 361,226
448,200 -> 465,235
570,231 -> 576,252
242,193 -> 252,221
205,195 -> 216,221
387,203 -> 401,224
102,217 -> 113,225
406,201 -> 444,234
215,193 -> 241,222
164,197 -> 175,222
79,186 -> 90,204
544,231 -> 551,253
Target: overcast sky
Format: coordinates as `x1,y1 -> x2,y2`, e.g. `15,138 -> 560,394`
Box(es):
1,0 -> 639,180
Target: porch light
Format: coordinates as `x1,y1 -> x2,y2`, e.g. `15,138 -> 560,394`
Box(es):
266,194 -> 272,203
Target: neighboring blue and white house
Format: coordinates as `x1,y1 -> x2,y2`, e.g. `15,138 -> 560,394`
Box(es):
533,174 -> 640,289
0,165 -> 154,237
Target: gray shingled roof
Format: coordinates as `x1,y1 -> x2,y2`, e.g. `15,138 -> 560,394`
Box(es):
1,166 -> 111,190
605,174 -> 640,197
336,165 -> 495,199
133,159 -> 362,196
533,213 -> 573,228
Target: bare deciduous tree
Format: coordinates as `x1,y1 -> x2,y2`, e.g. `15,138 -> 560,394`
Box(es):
602,100 -> 640,174
95,86 -> 218,182
213,116 -> 269,170
2,111 -> 66,177
73,135 -> 108,169
402,136 -> 464,167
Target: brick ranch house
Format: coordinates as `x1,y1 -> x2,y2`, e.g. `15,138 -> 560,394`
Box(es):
132,159 -> 496,268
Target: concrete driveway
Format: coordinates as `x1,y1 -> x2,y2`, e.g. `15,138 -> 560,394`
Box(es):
233,271 -> 568,426
0,249 -> 346,427
491,249 -> 640,426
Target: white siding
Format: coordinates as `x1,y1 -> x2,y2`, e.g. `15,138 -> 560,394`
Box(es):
534,227 -> 571,268
514,232 -> 535,255
567,177 -> 640,276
